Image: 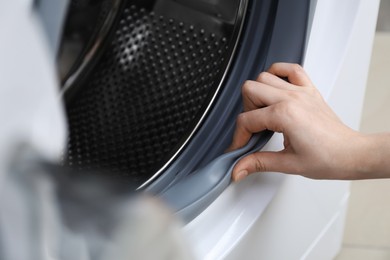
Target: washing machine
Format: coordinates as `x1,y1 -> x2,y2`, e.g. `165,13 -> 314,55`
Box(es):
58,0 -> 310,222
0,0 -> 379,259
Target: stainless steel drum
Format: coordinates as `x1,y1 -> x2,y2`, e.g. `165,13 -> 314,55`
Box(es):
59,0 -> 248,189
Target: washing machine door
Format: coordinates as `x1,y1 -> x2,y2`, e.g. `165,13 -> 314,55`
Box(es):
58,0 -> 310,222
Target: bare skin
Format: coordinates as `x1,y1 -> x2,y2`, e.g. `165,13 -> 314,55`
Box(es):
229,63 -> 390,182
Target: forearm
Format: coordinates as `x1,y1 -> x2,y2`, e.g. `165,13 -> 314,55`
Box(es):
353,133 -> 390,179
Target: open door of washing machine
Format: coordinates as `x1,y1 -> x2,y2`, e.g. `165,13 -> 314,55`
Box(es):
58,0 -> 310,222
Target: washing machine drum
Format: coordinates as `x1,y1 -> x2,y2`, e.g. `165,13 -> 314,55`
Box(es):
59,0 -> 309,218
60,0 -> 248,188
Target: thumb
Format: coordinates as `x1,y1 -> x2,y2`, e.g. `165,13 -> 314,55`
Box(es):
231,151 -> 292,182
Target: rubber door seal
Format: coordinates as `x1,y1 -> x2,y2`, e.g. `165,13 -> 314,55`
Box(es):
160,131 -> 273,222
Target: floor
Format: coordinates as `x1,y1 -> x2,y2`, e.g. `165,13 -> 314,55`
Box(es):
334,13 -> 390,260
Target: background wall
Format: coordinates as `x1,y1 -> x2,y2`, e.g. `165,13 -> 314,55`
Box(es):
377,0 -> 390,31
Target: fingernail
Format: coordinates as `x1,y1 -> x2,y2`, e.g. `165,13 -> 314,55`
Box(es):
234,170 -> 248,182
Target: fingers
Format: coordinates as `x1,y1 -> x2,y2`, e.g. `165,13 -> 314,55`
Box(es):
228,63 -> 320,181
256,71 -> 294,90
268,63 -> 313,87
231,151 -> 295,181
242,80 -> 286,111
242,64 -> 309,112
228,106 -> 283,151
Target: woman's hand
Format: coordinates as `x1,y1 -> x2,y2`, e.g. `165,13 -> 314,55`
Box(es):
229,63 -> 379,181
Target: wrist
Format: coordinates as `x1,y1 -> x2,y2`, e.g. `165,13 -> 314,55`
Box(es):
351,133 -> 390,179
